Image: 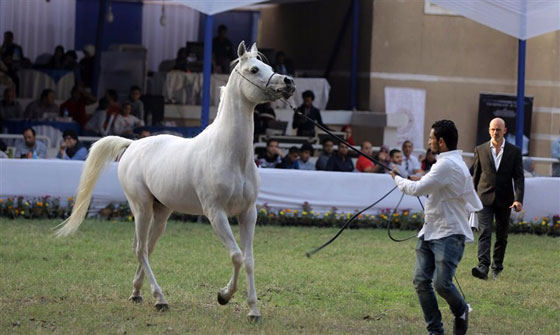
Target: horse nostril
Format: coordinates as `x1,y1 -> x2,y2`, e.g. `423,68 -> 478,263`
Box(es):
284,77 -> 294,86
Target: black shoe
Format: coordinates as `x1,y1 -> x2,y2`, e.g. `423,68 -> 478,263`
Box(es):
472,266 -> 488,280
492,270 -> 501,280
454,308 -> 468,335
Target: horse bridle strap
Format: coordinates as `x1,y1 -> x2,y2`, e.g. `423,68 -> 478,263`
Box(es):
234,68 -> 278,99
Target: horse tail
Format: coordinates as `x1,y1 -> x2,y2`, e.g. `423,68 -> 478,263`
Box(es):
55,136 -> 133,237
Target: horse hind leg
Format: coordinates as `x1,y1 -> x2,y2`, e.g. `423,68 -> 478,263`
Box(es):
129,200 -> 170,311
238,206 -> 261,323
128,201 -> 172,304
206,209 -> 243,307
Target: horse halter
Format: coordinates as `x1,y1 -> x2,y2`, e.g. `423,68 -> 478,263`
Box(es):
234,67 -> 279,100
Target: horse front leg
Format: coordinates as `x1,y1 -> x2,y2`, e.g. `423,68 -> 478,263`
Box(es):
238,206 -> 261,323
207,209 -> 243,306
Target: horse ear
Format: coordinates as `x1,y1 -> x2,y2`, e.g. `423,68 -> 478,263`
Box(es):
250,43 -> 258,54
237,41 -> 247,58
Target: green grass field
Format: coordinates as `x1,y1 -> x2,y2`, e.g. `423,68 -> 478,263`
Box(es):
1,219 -> 559,334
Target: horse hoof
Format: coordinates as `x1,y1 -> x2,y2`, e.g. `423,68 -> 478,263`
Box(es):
247,315 -> 262,324
217,292 -> 230,305
155,303 -> 169,312
128,296 -> 143,303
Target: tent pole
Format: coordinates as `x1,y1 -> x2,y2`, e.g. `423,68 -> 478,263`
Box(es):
201,14 -> 213,129
92,0 -> 108,96
350,0 -> 359,110
515,39 -> 526,149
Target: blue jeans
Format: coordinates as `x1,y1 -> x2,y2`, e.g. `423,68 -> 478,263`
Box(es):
414,234 -> 468,335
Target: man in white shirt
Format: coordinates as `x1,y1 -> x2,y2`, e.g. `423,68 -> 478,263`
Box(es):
399,140 -> 422,176
390,120 -> 482,335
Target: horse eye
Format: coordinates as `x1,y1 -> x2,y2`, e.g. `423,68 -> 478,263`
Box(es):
250,67 -> 259,74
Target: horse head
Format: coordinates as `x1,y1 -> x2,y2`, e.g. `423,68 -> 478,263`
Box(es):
233,41 -> 295,104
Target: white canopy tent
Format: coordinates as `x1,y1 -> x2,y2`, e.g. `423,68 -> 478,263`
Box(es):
432,0 -> 560,147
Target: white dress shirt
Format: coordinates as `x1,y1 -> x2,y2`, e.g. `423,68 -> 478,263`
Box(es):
490,140 -> 505,170
394,150 -> 482,242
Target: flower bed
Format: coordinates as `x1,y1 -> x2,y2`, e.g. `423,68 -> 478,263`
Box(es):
1,197 -> 559,237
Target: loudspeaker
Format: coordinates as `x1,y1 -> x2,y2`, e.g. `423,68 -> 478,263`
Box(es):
141,95 -> 164,126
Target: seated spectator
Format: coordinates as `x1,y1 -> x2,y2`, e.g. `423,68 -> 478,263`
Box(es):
399,140 -> 422,176
297,142 -> 315,170
56,129 -> 87,160
15,127 -> 47,158
421,148 -> 436,172
254,102 -> 276,141
273,51 -> 294,76
0,51 -> 19,94
60,85 -> 96,127
257,139 -> 283,168
356,141 -> 384,173
113,102 -> 145,138
276,146 -> 300,169
24,89 -> 58,120
0,87 -> 22,121
388,148 -> 406,178
79,45 -> 95,88
127,86 -> 144,122
374,145 -> 391,173
523,158 -> 536,178
315,138 -> 334,170
1,31 -> 24,69
47,45 -> 65,69
83,97 -> 112,136
139,129 -> 152,138
0,139 -> 8,158
173,47 -> 188,71
292,90 -> 329,137
326,142 -> 354,172
62,50 -> 79,71
341,125 -> 355,146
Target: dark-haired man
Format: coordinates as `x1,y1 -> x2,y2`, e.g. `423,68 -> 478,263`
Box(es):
390,120 -> 482,335
15,127 -> 47,159
56,130 -> 87,160
24,89 -> 58,120
297,142 -> 315,170
212,24 -> 234,74
256,139 -> 284,168
315,138 -> 334,170
276,146 -> 300,169
326,142 -> 354,172
292,90 -> 329,137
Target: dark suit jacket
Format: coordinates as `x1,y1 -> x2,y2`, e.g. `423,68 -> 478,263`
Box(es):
473,140 -> 524,207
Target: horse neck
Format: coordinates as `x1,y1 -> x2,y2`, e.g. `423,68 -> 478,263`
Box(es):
212,74 -> 255,157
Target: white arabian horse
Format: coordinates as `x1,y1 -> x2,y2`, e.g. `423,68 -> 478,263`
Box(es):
55,41 -> 295,322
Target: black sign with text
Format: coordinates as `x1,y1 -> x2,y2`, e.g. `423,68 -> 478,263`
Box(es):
477,93 -> 533,155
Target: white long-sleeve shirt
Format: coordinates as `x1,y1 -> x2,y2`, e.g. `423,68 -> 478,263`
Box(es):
394,150 -> 482,242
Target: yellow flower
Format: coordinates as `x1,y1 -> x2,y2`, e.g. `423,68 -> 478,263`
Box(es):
325,212 -> 330,217
542,221 -> 547,226
128,216 -> 133,221
393,213 -> 398,217
68,197 -> 73,202
279,211 -> 285,216
403,211 -> 409,216
293,210 -> 298,214
37,202 -> 43,207
303,211 -> 308,216
0,199 -> 4,204
20,211 -> 25,215
24,202 -> 29,206
45,203 -> 49,207
412,215 -> 417,219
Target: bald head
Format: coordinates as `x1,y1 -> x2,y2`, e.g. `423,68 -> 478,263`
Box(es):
489,117 -> 507,145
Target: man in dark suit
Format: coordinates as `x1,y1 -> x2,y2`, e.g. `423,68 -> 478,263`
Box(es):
472,117 -> 524,280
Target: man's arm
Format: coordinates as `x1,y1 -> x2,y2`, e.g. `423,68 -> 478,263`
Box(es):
512,147 -> 524,208
392,161 -> 448,196
472,146 -> 481,190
